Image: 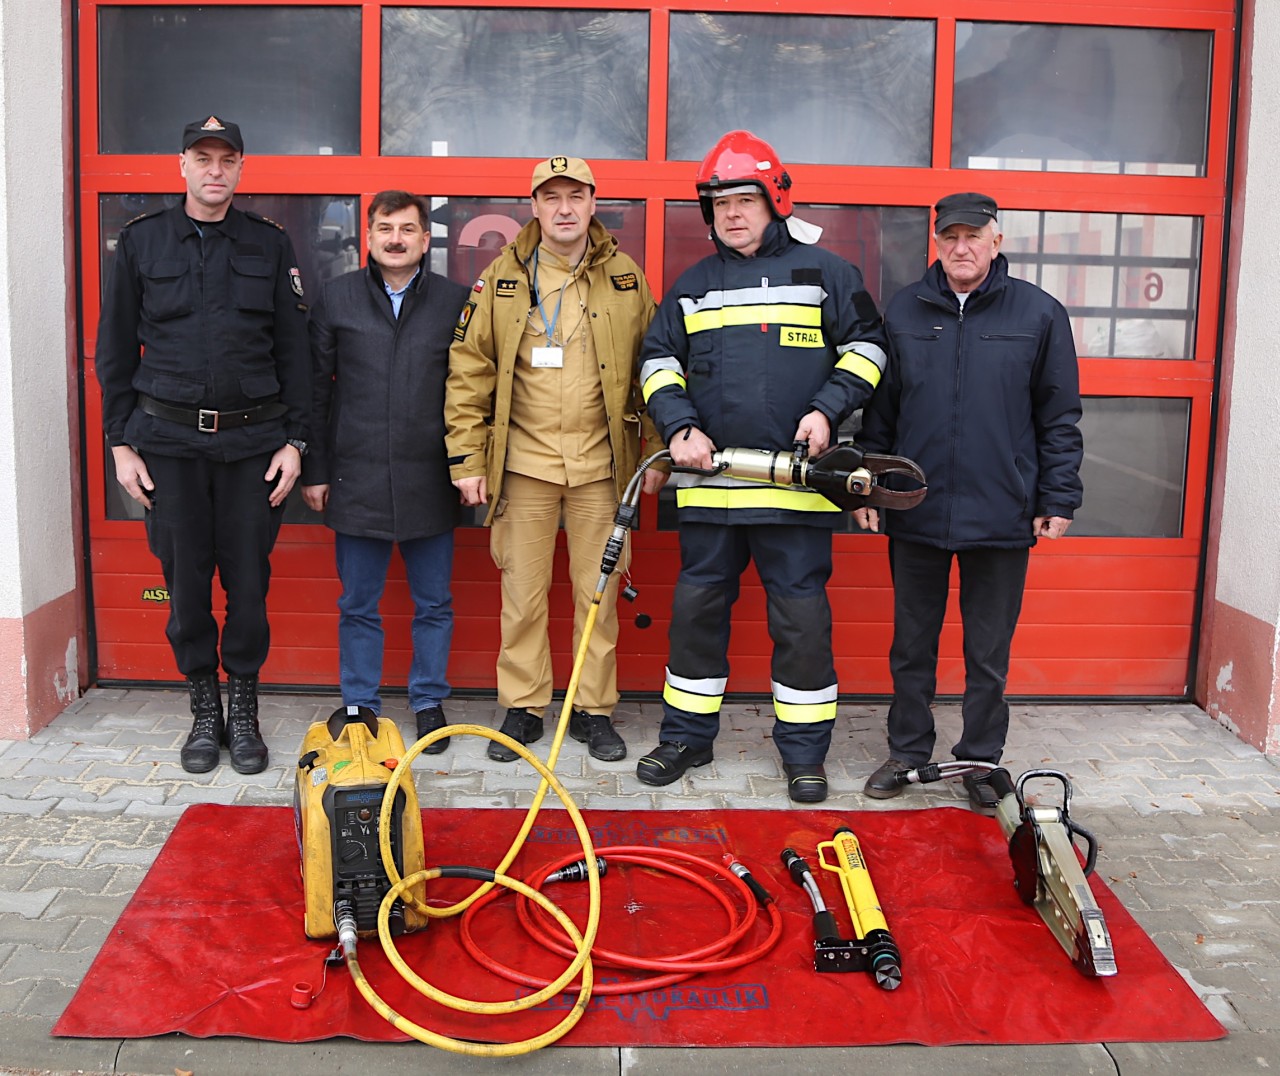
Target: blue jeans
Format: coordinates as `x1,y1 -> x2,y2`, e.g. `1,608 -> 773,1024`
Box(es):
334,531 -> 454,714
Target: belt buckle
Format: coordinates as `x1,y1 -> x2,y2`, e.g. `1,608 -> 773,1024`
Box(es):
197,409 -> 219,433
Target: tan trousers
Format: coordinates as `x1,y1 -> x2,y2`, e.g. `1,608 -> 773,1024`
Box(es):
490,472 -> 626,715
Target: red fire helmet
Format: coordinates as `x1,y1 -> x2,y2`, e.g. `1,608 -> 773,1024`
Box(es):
695,130 -> 794,223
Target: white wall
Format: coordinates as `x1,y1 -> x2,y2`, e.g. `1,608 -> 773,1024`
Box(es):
0,0 -> 75,622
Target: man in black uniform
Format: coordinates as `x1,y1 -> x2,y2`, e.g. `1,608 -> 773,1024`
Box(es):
95,116 -> 311,774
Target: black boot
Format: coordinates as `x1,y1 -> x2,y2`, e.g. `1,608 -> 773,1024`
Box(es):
181,673 -> 223,773
225,673 -> 269,775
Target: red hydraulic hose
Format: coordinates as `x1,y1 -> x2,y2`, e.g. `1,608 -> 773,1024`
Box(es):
459,845 -> 783,996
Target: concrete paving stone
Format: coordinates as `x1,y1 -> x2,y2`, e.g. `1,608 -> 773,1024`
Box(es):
95,784 -> 169,805
17,975 -> 77,1017
101,865 -> 147,896
64,915 -> 114,951
53,793 -> 131,816
30,779 -> 100,803
122,800 -> 188,819
63,742 -> 139,763
165,784 -> 241,806
447,793 -> 520,809
43,887 -> 128,921
0,979 -> 36,1015
0,912 -> 75,948
0,888 -> 58,918
0,793 -> 56,818
1222,990 -> 1280,1032
1,740 -> 77,762
237,786 -> 293,806
1150,856 -> 1246,885
148,761 -> 220,783
1110,1038 -> 1280,1073
3,944 -> 95,983
1104,743 -> 1177,762
113,729 -> 182,748
26,862 -> 116,894
1130,878 -> 1218,908
82,761 -> 160,782
1123,793 -> 1204,816
16,842 -> 93,867
85,843 -> 159,868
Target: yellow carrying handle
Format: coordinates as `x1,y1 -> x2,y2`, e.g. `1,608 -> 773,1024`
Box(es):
817,828 -> 889,940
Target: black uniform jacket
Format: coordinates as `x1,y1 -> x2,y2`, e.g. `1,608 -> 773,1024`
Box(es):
860,255 -> 1083,550
95,204 -> 311,460
304,257 -> 469,542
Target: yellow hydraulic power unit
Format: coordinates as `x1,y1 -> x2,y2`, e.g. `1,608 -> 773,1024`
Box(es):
295,705 -> 427,939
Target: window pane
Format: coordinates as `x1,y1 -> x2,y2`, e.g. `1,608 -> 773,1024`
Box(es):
98,7 -> 361,155
953,23 -> 1211,175
98,193 -> 360,523
424,196 -> 645,526
381,9 -> 648,158
426,196 -> 645,287
655,202 -> 927,532
1001,211 -> 1201,359
1074,398 -> 1188,537
668,13 -> 934,166
663,203 -> 928,308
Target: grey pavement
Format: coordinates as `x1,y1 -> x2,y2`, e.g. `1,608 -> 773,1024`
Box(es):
1,688 -> 1278,1075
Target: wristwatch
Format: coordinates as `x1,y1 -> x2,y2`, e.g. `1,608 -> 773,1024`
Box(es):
286,438 -> 309,456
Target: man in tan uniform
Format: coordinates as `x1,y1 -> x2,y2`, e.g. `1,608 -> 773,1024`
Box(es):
445,156 -> 661,762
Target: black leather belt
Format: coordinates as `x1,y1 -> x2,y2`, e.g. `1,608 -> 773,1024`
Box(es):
138,394 -> 287,433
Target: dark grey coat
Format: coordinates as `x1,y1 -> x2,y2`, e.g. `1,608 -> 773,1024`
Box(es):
304,258 -> 469,541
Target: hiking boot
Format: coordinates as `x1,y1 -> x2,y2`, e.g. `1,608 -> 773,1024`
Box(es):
863,758 -> 910,799
414,706 -> 450,755
569,710 -> 627,761
180,673 -> 223,773
635,741 -> 713,786
783,763 -> 828,803
963,772 -> 1000,816
487,707 -> 543,762
225,673 -> 268,775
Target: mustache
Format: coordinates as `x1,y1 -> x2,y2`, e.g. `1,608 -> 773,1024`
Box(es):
382,243 -> 408,253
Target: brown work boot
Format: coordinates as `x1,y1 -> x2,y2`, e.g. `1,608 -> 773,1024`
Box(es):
180,673 -> 223,773
225,673 -> 269,775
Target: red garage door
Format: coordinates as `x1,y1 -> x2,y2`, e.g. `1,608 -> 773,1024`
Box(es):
79,0 -> 1234,698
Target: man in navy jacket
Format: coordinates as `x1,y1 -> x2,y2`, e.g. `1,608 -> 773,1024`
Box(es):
856,192 -> 1083,813
302,191 -> 468,750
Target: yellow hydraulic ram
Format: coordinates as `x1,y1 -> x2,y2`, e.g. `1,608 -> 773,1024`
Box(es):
781,828 -> 902,989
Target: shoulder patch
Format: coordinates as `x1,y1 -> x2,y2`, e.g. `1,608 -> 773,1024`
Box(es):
472,278 -> 485,293
791,268 -> 823,285
245,210 -> 286,231
495,279 -> 518,299
454,301 -> 476,342
610,272 -> 638,291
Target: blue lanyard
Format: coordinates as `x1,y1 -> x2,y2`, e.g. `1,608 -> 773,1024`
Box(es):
529,247 -> 573,345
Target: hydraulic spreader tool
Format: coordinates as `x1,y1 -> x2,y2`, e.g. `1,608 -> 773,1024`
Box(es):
894,762 -> 1117,977
782,828 -> 903,989
672,439 -> 927,511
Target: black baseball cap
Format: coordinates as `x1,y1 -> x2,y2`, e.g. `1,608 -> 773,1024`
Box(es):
934,192 -> 998,232
181,115 -> 244,154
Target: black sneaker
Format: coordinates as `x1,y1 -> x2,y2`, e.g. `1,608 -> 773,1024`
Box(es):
487,707 -> 544,762
863,758 -> 910,800
635,741 -> 713,786
963,773 -> 1000,816
414,706 -> 449,755
569,710 -> 627,761
180,673 -> 223,774
783,763 -> 828,803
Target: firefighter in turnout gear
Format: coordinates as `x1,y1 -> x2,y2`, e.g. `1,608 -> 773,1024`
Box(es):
636,131 -> 888,803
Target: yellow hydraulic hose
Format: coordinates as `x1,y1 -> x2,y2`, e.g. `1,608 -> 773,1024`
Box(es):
360,577 -> 615,1054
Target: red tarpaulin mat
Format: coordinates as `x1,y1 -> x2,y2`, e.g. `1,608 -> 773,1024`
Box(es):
54,804 -> 1224,1047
